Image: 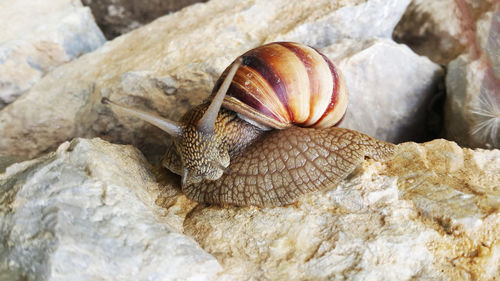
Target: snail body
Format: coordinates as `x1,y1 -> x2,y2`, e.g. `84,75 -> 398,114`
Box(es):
184,126 -> 395,207
103,42 -> 395,207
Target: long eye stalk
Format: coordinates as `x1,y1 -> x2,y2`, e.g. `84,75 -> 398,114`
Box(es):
196,58 -> 242,134
102,98 -> 183,138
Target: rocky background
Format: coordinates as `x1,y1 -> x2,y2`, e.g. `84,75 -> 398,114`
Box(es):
0,0 -> 499,280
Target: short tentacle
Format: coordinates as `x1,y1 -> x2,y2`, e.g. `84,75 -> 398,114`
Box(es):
197,58 -> 242,134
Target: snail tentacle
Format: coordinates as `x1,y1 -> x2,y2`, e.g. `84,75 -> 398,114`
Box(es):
101,98 -> 183,138
197,58 -> 242,134
102,42 -> 395,207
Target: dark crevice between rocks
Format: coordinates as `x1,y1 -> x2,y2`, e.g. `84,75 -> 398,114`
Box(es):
82,0 -> 209,39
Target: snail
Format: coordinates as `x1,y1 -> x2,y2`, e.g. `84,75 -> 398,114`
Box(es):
102,42 -> 395,207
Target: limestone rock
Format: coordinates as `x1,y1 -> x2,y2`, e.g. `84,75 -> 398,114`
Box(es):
1,138 -> 498,280
273,0 -> 411,48
81,0 -> 209,39
0,138 -> 221,281
327,38 -> 443,143
393,0 -> 496,64
0,0 -> 413,161
445,11 -> 500,149
0,0 -> 106,108
0,155 -> 27,174
184,139 -> 500,280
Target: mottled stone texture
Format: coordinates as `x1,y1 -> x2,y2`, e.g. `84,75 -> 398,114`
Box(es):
0,138 -> 221,281
1,137 -> 498,280
185,139 -> 500,280
0,0 -> 106,108
1,0 -> 439,164
330,39 -> 443,143
393,0 -> 495,64
394,1 -> 499,149
445,11 -> 499,149
82,0 -> 209,39
1,0 -> 498,280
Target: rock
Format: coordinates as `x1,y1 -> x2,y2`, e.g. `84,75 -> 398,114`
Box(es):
393,0 -> 495,64
1,139 -> 498,280
0,0 -> 106,108
326,38 -> 443,143
184,139 -> 500,280
445,11 -> 500,149
0,0 -> 415,161
0,155 -> 27,174
273,0 -> 411,48
0,138 -> 221,281
81,0 -> 209,39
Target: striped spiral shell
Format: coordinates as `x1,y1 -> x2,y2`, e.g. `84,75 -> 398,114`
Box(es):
213,42 -> 348,129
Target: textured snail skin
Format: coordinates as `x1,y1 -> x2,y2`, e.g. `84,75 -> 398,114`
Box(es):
162,103 -> 264,185
104,42 -> 394,207
161,102 -> 394,207
181,125 -> 395,207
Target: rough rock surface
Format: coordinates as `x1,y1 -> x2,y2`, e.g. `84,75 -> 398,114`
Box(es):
0,138 -> 221,281
1,137 -> 498,280
272,0 -> 410,48
82,0 -> 209,39
393,0 -> 496,64
445,11 -> 500,149
185,140 -> 500,280
0,0 -> 431,162
328,38 -> 443,143
0,0 -> 106,108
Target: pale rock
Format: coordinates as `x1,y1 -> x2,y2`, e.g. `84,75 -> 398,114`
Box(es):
0,0 -> 413,161
445,11 -> 499,149
393,0 -> 496,64
273,0 -> 411,48
184,140 -> 500,280
1,138 -> 498,280
0,138 -> 221,281
81,0 -> 209,39
0,0 -> 106,108
326,38 -> 443,143
0,155 -> 26,173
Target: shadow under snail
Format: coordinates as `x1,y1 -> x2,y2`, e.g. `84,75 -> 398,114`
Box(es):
102,42 -> 395,207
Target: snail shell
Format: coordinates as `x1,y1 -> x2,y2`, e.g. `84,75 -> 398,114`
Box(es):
102,42 -> 396,207
213,42 -> 349,129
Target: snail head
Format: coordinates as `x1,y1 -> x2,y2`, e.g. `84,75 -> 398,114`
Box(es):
173,60 -> 241,185
102,59 -> 242,187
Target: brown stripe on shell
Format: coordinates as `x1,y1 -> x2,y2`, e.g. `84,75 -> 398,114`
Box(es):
278,42 -> 334,126
232,65 -> 290,124
223,97 -> 291,129
245,44 -> 313,123
240,46 -> 292,120
216,62 -> 291,126
311,51 -> 346,128
278,42 -> 316,124
266,43 -> 311,123
313,64 -> 348,128
317,70 -> 348,128
226,82 -> 281,123
216,42 -> 348,129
